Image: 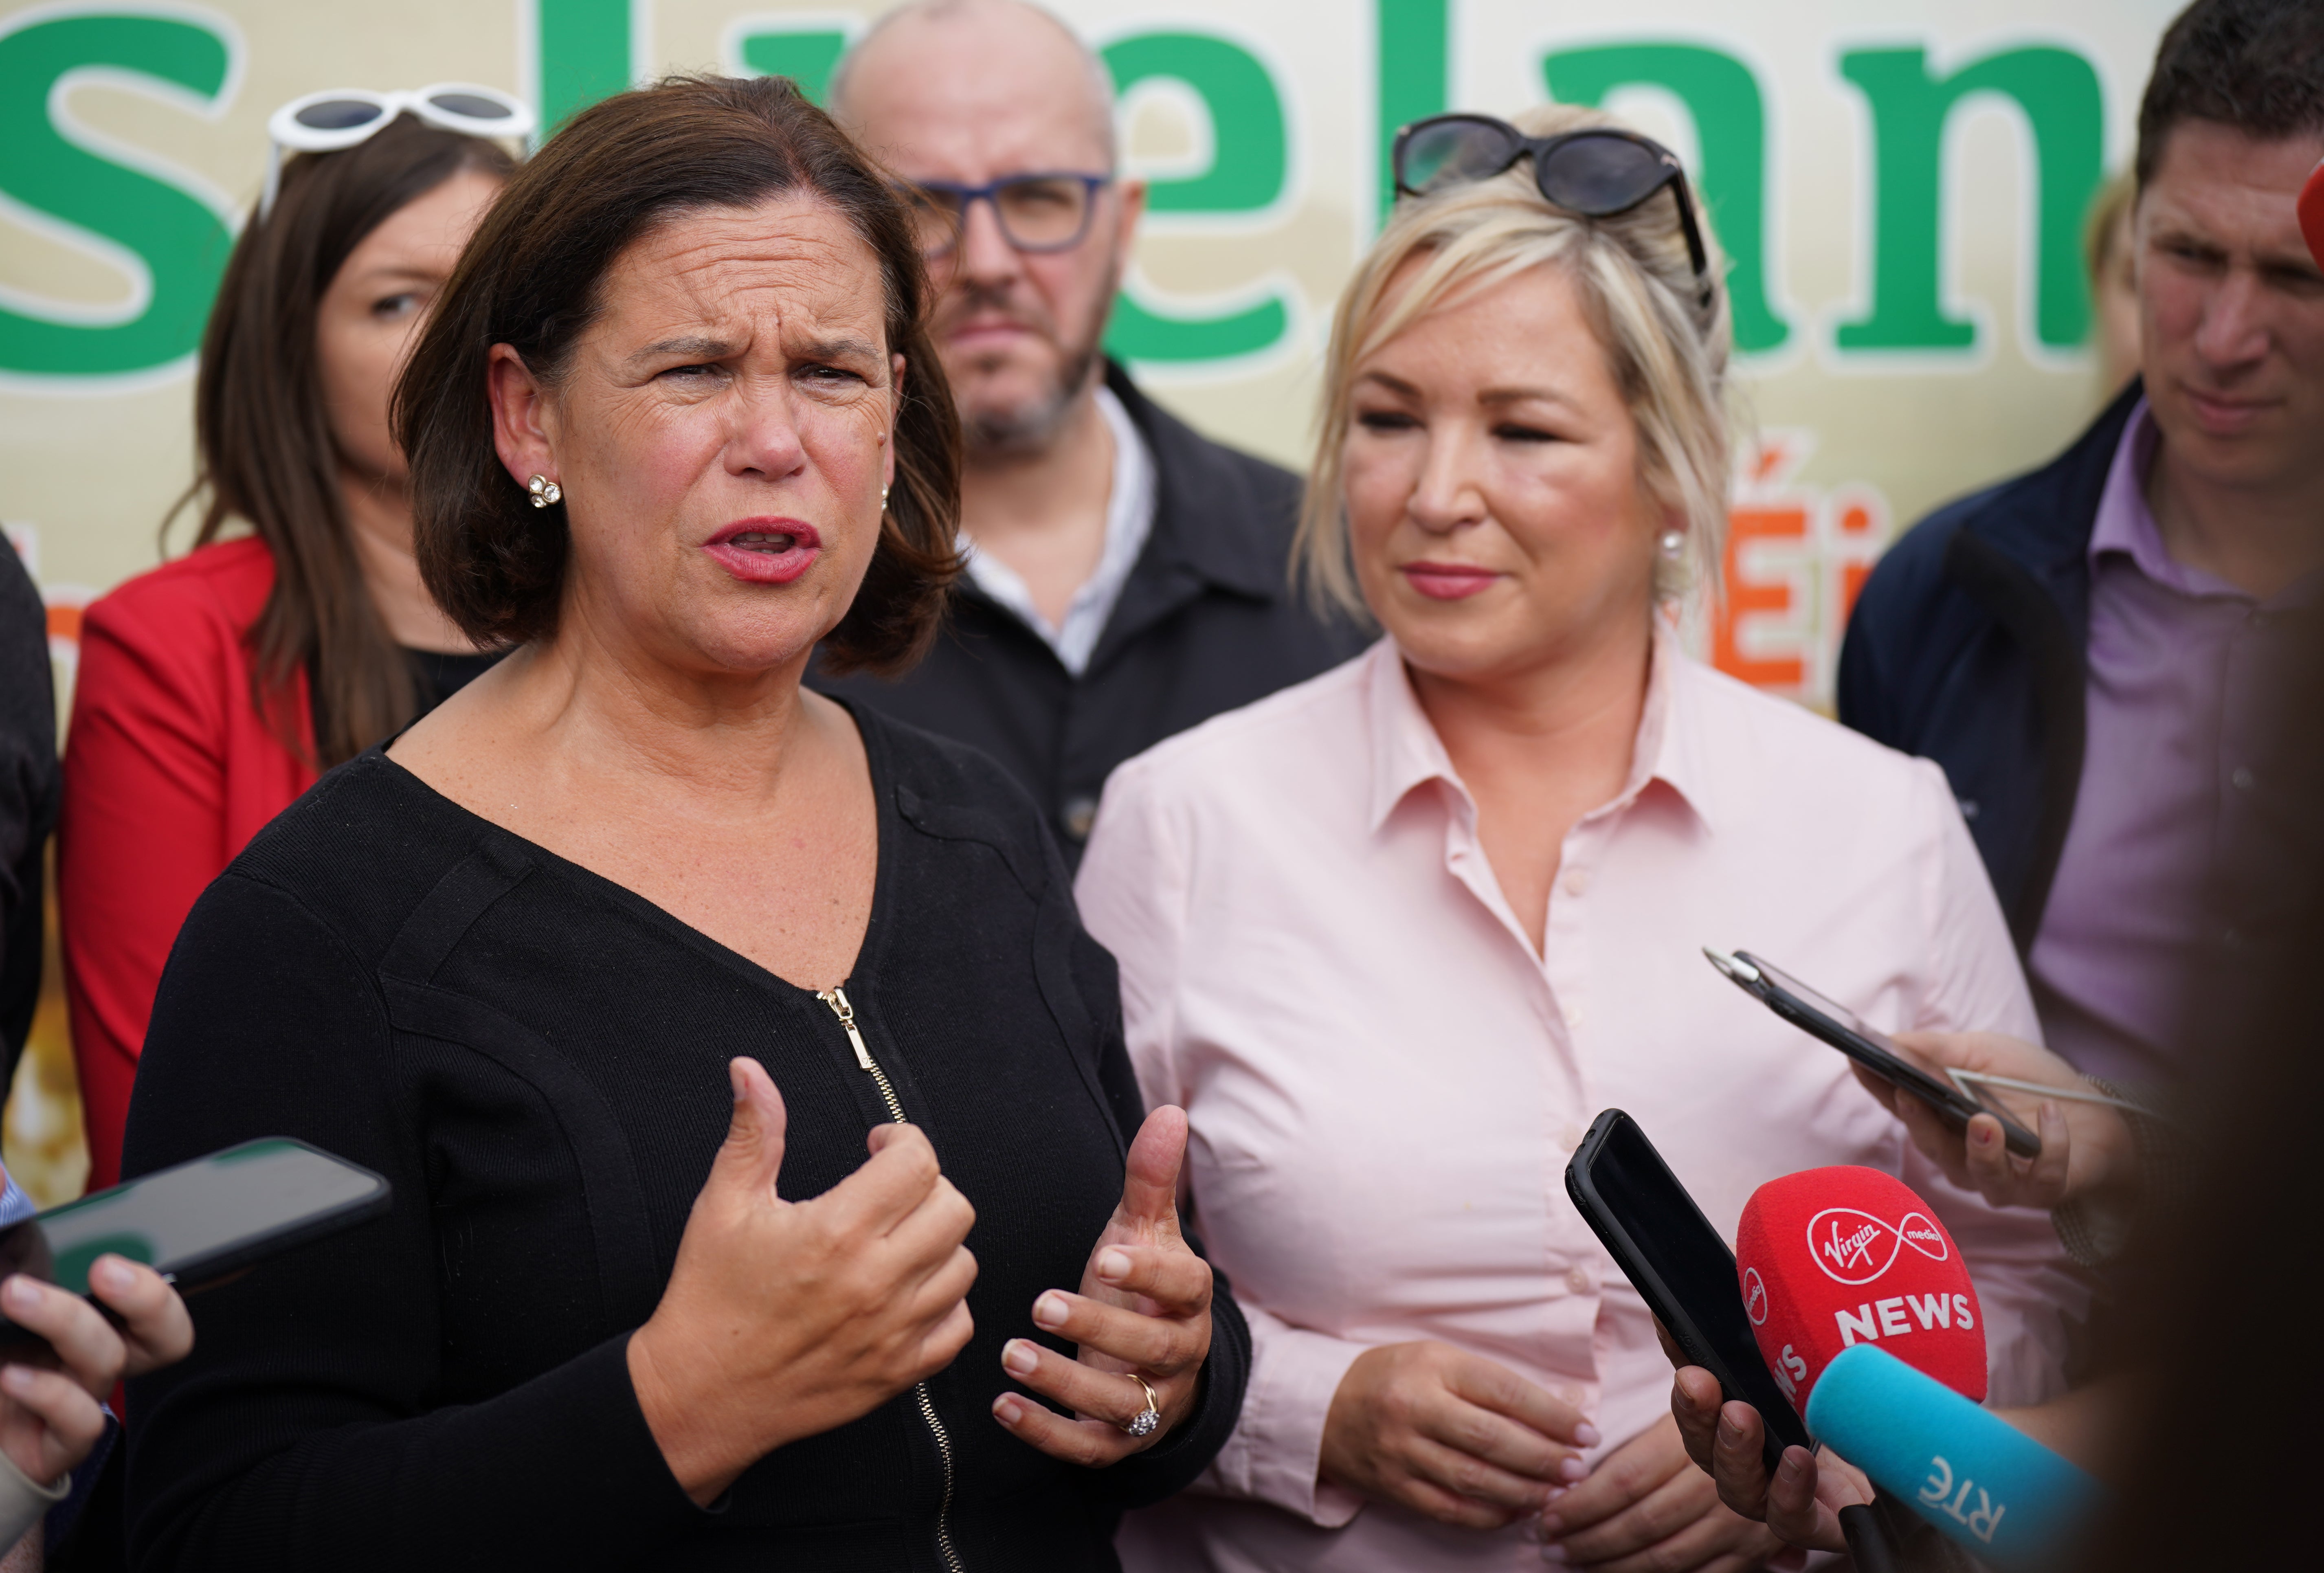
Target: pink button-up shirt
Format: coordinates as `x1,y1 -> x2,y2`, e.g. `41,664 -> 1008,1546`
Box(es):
1077,634 -> 2082,1573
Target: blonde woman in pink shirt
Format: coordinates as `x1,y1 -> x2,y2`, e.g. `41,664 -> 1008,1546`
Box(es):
1077,103 -> 2082,1573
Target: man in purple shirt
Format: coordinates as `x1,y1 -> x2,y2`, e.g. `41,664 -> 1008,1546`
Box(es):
1840,0 -> 2324,1091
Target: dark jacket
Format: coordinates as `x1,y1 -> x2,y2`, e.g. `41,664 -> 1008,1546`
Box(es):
1837,382 -> 2141,949
0,545 -> 54,1079
121,705 -> 1249,1573
817,363 -> 1365,864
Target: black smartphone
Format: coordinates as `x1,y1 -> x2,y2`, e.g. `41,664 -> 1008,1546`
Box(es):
1565,1109 -> 1812,1469
0,1138 -> 390,1344
1705,949 -> 2042,1159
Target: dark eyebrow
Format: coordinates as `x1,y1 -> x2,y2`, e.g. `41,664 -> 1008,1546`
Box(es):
796,334 -> 882,365
630,335 -> 734,365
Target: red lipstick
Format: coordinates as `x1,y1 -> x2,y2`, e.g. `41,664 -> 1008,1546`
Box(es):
1399,561 -> 1501,601
704,518 -> 821,585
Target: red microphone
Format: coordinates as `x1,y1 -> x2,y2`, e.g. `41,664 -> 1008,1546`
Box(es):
1735,1166 -> 1985,1416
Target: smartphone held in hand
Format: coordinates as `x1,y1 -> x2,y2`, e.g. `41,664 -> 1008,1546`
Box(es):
1704,950 -> 2042,1158
0,1138 -> 390,1347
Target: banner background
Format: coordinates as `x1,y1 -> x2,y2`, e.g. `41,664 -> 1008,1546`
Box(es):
2,0 -> 2179,1200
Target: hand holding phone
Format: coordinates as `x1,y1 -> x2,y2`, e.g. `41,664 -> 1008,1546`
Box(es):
1564,1110 -> 1810,1470
1704,950 -> 2042,1158
0,1138 -> 390,1351
0,1256 -> 191,1487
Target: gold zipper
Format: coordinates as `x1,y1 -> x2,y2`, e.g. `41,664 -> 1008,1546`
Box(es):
818,987 -> 965,1573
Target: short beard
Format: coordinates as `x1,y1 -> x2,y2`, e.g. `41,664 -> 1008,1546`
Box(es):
957,258 -> 1120,464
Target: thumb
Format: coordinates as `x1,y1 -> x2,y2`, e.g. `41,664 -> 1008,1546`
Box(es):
1118,1105 -> 1187,1230
707,1057 -> 789,1203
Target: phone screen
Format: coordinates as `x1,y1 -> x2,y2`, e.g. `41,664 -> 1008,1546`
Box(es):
1568,1112 -> 1813,1455
0,1139 -> 387,1298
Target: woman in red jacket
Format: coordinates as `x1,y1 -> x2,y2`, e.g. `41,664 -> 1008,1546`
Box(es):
61,111 -> 517,1189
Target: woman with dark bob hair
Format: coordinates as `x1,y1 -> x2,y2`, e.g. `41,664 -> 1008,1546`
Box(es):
119,75 -> 1246,1571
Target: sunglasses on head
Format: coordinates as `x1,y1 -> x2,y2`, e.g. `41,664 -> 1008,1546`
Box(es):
261,83 -> 534,219
1391,114 -> 1714,307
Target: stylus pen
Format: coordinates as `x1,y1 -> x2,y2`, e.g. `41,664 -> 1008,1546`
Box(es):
1943,1068 -> 2162,1120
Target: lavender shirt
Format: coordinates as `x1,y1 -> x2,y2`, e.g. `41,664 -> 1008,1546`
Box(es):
2029,400 -> 2317,1086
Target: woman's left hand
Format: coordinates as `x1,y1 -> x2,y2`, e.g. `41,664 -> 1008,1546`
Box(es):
1541,1413 -> 1784,1571
0,1255 -> 194,1487
992,1106 -> 1212,1465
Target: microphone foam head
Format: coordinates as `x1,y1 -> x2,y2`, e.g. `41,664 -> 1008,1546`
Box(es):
1736,1165 -> 1986,1415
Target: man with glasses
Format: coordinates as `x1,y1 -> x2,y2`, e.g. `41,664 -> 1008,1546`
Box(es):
819,0 -> 1358,863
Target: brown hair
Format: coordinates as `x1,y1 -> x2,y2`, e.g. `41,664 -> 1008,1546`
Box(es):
394,74 -> 962,672
182,114 -> 516,768
2135,0 -> 2324,186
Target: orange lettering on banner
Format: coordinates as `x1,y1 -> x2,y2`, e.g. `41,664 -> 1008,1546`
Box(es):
1699,434 -> 1893,708
1716,504 -> 1809,690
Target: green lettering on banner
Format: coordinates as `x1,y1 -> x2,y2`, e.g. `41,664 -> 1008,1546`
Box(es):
736,30 -> 848,105
0,9 -> 237,380
1836,45 -> 2103,354
1544,44 -> 1790,356
1375,0 -> 1448,229
536,0 -> 631,136
1102,31 -> 1290,366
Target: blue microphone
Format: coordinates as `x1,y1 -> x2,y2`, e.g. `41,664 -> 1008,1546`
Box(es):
1804,1344 -> 2103,1570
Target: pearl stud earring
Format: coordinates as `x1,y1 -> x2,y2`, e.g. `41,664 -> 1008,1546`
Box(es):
1657,529 -> 1684,559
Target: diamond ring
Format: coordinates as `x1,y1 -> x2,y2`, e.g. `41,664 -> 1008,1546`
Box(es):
1119,1374 -> 1161,1438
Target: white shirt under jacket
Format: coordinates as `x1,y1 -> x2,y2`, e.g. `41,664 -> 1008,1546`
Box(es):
1075,632 -> 2084,1573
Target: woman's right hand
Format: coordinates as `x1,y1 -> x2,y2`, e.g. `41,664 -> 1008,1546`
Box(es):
1867,1031 -> 2135,1212
1320,1340 -> 1598,1529
627,1058 -> 978,1504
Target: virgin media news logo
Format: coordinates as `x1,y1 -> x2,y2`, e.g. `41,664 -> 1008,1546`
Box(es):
1805,1207 -> 1949,1286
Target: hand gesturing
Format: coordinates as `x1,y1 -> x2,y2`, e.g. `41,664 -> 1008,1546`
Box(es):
991,1105 -> 1213,1465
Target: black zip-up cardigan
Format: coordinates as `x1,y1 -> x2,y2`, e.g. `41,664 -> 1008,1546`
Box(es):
119,704 -> 1249,1572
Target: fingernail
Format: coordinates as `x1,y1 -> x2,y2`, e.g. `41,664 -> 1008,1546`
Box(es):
1557,1456 -> 1590,1483
1541,1544 -> 1571,1564
1095,1248 -> 1131,1283
0,1367 -> 31,1394
1778,1452 -> 1806,1481
1974,1123 -> 1996,1146
1032,1292 -> 1068,1330
92,1257 -> 133,1293
1572,1421 -> 1600,1448
1718,1415 -> 1741,1443
1002,1339 -> 1038,1377
992,1395 -> 1021,1424
729,1061 -> 748,1102
1,1277 -> 34,1311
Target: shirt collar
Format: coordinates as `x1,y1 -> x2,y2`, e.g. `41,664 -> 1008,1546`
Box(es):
2089,398 -> 2254,602
1363,621 -> 1719,836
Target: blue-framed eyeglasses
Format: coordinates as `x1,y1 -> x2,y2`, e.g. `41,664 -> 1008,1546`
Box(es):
898,173 -> 1112,259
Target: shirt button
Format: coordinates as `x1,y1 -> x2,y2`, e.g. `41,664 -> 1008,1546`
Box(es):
1060,794 -> 1100,841
2232,767 -> 2256,791
1564,1003 -> 1584,1029
1564,869 -> 1590,897
1567,1266 -> 1593,1294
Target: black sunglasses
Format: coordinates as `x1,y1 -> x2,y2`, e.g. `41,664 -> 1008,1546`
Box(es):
1391,114 -> 1714,307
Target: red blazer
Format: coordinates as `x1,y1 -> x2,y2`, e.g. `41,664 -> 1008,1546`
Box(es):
60,537 -> 316,1190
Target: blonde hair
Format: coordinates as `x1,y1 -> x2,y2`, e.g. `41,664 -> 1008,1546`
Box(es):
1297,102 -> 1734,619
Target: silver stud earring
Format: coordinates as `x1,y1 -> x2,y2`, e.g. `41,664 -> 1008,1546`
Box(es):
527,474 -> 562,509
1657,529 -> 1685,559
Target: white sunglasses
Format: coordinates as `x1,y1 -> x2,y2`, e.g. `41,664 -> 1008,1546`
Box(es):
261,83 -> 534,219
